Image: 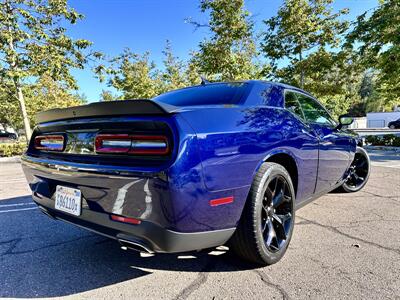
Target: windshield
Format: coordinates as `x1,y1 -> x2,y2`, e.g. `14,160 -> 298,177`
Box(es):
153,82 -> 248,106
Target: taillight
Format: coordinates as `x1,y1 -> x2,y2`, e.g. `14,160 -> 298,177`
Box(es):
130,135 -> 169,155
94,134 -> 132,153
34,135 -> 64,151
95,134 -> 169,155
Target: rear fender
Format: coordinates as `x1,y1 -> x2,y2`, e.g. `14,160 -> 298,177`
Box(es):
254,148 -> 299,177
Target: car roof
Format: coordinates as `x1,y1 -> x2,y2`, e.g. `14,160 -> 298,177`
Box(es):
153,80 -> 315,103
172,80 -> 313,96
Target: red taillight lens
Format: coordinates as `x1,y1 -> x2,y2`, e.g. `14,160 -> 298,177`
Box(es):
130,135 -> 169,155
95,134 -> 169,155
34,135 -> 64,151
95,134 -> 132,153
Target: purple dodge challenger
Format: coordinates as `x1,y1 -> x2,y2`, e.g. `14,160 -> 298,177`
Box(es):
21,81 -> 370,265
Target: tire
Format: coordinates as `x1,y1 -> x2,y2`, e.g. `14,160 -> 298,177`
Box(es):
229,162 -> 295,265
339,147 -> 370,193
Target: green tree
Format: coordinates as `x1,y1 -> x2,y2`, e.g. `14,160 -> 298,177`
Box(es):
261,0 -> 349,88
100,90 -> 117,101
101,49 -> 163,99
161,40 -> 187,91
0,75 -> 85,130
303,49 -> 364,117
0,0 -> 96,139
346,0 -> 400,111
25,75 -> 86,128
185,59 -> 201,86
190,0 -> 259,81
355,70 -> 381,114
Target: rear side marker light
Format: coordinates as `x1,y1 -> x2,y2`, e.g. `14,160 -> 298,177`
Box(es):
34,135 -> 64,151
209,196 -> 234,207
110,214 -> 141,225
95,134 -> 169,155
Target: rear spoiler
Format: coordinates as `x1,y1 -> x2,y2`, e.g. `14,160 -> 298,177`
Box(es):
36,99 -> 177,124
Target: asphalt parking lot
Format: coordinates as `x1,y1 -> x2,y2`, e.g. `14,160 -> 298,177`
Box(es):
0,151 -> 399,299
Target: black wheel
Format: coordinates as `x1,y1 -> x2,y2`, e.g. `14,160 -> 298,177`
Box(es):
229,162 -> 295,265
341,147 -> 370,193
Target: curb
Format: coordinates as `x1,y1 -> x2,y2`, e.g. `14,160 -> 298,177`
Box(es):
0,156 -> 21,163
364,146 -> 400,152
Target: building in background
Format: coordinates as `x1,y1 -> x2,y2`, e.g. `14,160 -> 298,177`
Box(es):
366,112 -> 400,128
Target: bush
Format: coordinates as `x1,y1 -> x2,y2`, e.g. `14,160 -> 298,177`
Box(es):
0,142 -> 27,157
365,134 -> 400,147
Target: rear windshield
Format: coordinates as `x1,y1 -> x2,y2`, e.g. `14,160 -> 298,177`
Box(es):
153,82 -> 248,106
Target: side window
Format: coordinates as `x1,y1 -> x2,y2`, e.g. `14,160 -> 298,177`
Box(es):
296,94 -> 336,126
284,91 -> 304,120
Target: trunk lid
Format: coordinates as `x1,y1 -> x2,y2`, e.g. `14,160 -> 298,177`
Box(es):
28,100 -> 179,168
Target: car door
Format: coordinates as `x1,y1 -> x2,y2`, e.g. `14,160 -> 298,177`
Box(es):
295,93 -> 353,194
283,91 -> 319,202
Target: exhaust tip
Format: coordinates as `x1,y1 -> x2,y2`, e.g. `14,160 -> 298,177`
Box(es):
118,238 -> 154,254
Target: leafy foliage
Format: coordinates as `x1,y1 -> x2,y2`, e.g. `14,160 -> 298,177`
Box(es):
0,142 -> 27,157
99,90 -> 117,101
161,40 -> 188,91
365,134 -> 400,147
261,0 -> 349,88
0,75 -> 86,129
98,40 -> 201,100
1,0 -> 399,132
346,0 -> 400,111
0,0 -> 97,137
99,49 -> 164,99
260,0 -> 368,117
190,0 -> 261,81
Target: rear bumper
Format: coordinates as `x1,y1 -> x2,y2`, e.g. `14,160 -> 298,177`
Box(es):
22,154 -> 235,253
32,193 -> 234,253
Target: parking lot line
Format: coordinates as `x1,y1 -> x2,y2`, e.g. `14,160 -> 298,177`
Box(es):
0,207 -> 37,213
0,202 -> 35,208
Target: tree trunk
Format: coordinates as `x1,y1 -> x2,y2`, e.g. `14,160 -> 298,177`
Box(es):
15,81 -> 32,140
299,50 -> 304,89
5,0 -> 32,140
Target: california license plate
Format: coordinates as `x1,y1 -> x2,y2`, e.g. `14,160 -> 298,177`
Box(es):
55,185 -> 81,216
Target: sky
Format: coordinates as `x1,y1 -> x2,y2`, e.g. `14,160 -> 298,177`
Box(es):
67,0 -> 379,102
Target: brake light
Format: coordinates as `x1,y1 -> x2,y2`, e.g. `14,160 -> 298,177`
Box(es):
94,134 -> 132,153
95,134 -> 169,155
34,135 -> 64,151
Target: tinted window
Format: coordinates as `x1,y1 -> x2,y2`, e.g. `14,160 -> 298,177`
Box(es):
284,91 -> 304,120
296,94 -> 336,126
153,82 -> 248,106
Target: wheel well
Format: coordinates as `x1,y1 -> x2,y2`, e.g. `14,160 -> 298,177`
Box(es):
266,153 -> 298,196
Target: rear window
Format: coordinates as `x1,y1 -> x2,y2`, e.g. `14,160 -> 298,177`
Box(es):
153,82 -> 248,106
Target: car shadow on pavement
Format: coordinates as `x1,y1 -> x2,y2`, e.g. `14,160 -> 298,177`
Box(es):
0,196 -> 257,298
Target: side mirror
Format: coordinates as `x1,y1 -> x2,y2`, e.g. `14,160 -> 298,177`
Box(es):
337,115 -> 354,130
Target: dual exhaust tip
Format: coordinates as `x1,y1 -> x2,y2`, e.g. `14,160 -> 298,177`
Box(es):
118,238 -> 154,254
37,205 -> 154,254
